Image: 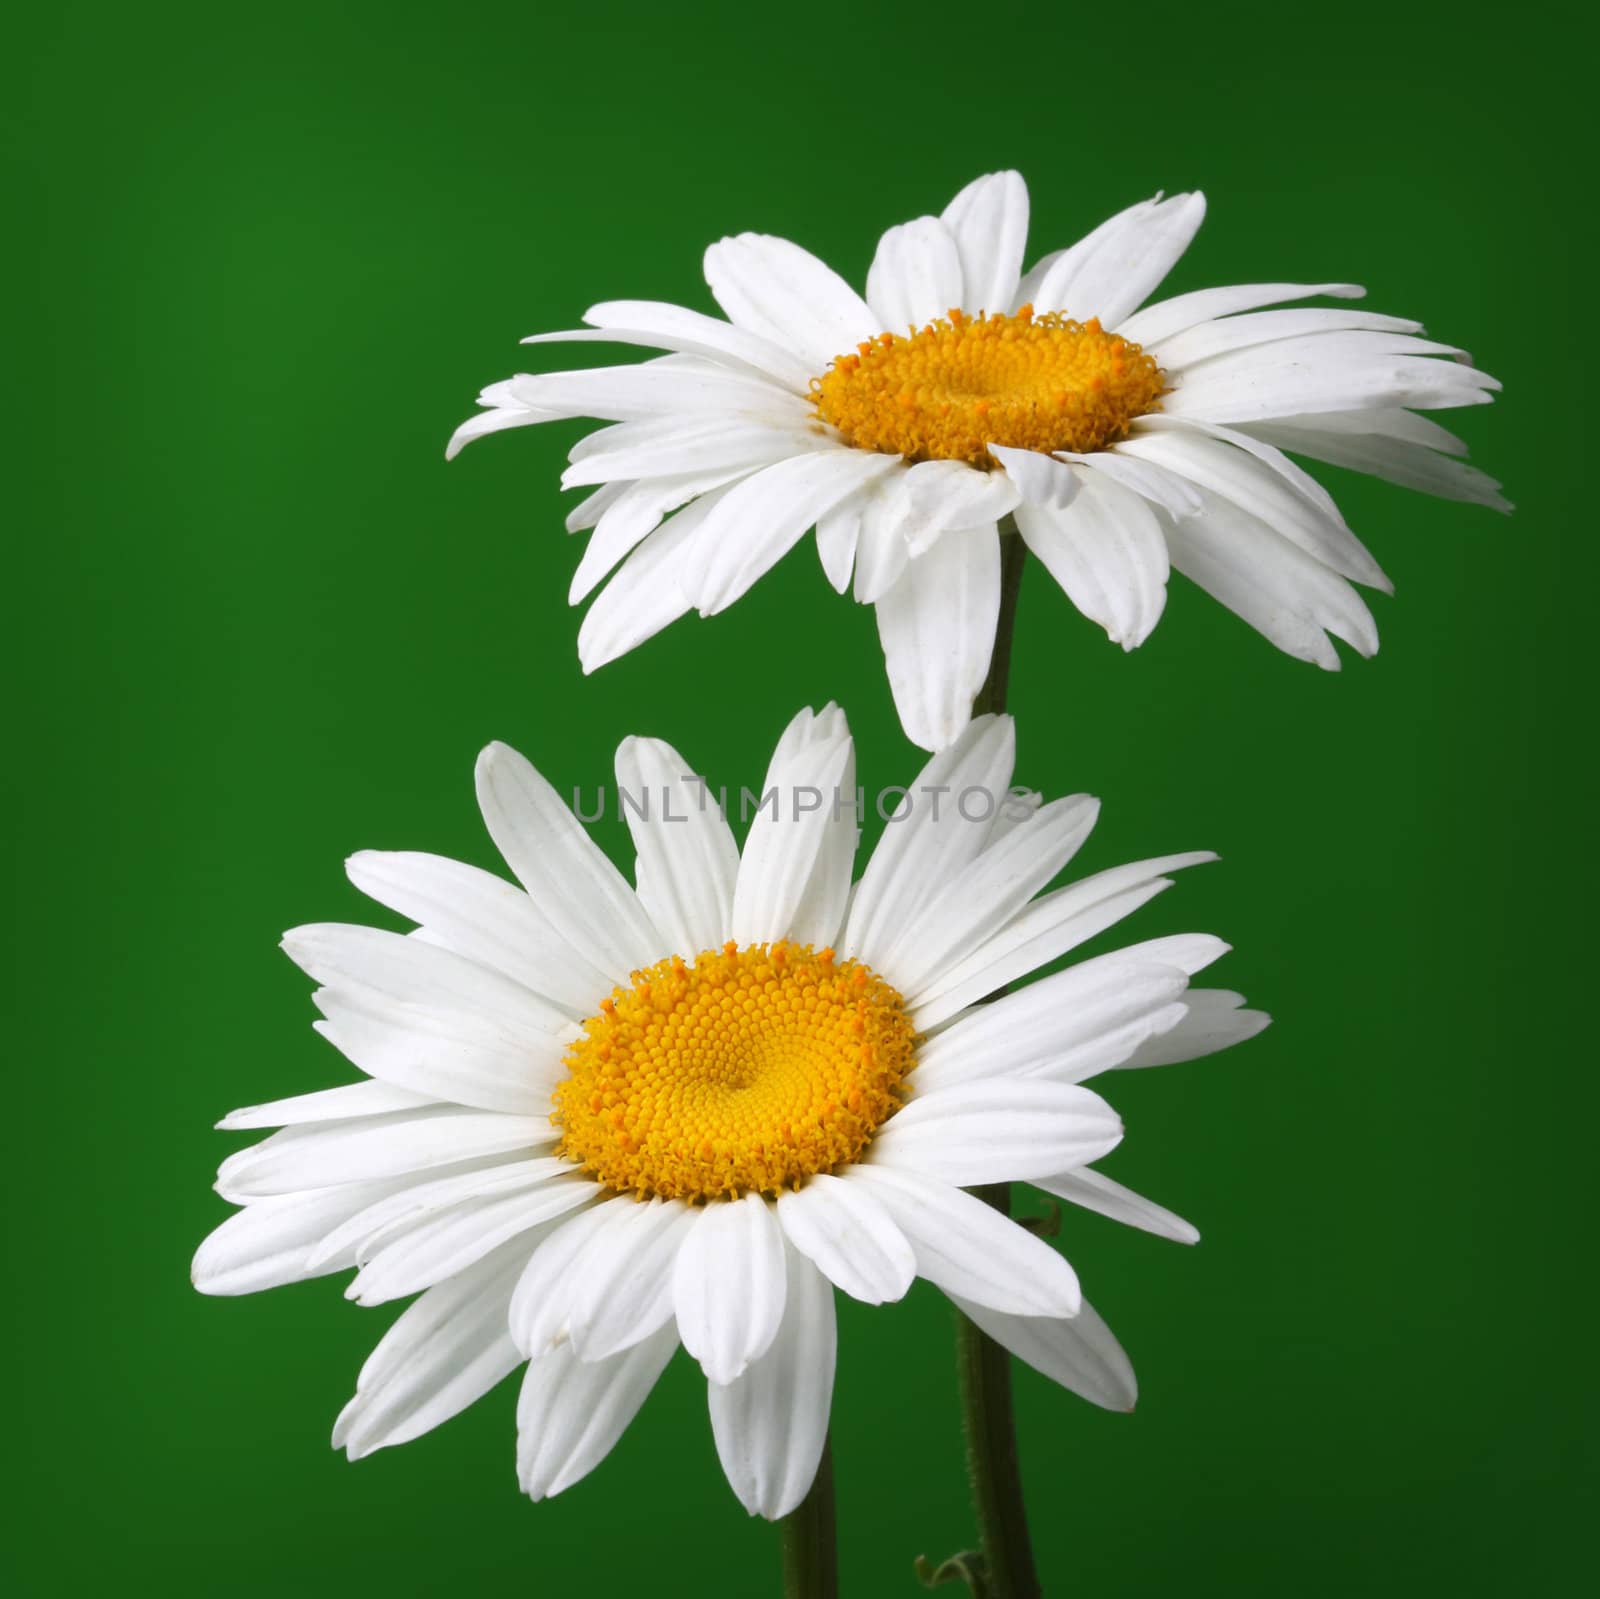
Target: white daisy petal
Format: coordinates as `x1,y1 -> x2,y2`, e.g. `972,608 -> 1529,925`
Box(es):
1058,449 -> 1203,519
217,1106 -> 552,1200
1117,424 -> 1392,592
1132,414 -> 1389,570
615,736 -> 740,957
1165,334 -> 1499,424
1034,192 -> 1207,329
1013,248 -> 1068,310
704,233 -> 879,369
941,170 -> 1030,316
555,297 -> 816,391
866,216 -> 965,331
814,498 -> 863,594
580,301 -> 816,389
949,1294 -> 1137,1411
1054,460 -> 1180,578
517,1323 -> 679,1500
786,712 -> 861,949
1034,1166 -> 1199,1244
508,359 -> 814,426
524,324 -> 810,388
777,1173 -> 916,1305
1238,405 -> 1468,454
843,715 -> 1016,965
910,955 -> 1195,1092
870,1079 -> 1122,1185
218,1078 -> 434,1131
850,468 -> 915,604
564,480 -> 630,532
874,522 -> 1001,753
1243,419 -> 1511,511
672,1193 -> 789,1384
345,850 -> 611,1016
1150,306 -> 1423,370
192,1176 -> 418,1296
896,460 -> 1021,558
561,418 -> 818,490
1016,467 -> 1170,649
766,700 -> 850,771
692,449 -> 902,616
346,1177 -> 594,1307
878,792 -> 1100,998
731,707 -> 857,949
1163,483 -> 1378,667
1107,932 -> 1229,976
475,741 -> 663,982
307,1157 -> 570,1272
907,851 -> 1216,1028
566,467 -> 763,604
845,1164 -> 1081,1317
1120,988 -> 1271,1068
987,443 -> 1080,511
446,397 -> 552,461
283,922 -> 574,1040
333,1241 -> 526,1460
577,486 -> 732,673
708,1240 -> 836,1521
1116,281 -> 1364,346
987,786 -> 1042,841
568,1199 -> 699,1362
510,1197 -> 636,1356
309,984 -> 566,1115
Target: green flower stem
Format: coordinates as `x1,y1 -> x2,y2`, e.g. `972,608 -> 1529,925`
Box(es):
955,1186 -> 1041,1599
780,1431 -> 838,1599
974,519 -> 1028,722
957,521 -> 1042,1599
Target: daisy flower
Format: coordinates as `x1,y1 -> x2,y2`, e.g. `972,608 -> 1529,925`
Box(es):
194,707 -> 1267,1518
450,172 -> 1504,750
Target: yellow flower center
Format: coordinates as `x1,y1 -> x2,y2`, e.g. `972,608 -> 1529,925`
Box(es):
812,306 -> 1165,468
554,941 -> 916,1202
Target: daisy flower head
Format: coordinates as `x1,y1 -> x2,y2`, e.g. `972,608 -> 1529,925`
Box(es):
194,707 -> 1268,1518
451,173 -> 1504,751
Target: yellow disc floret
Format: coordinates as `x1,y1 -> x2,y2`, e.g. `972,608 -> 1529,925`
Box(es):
812,306 -> 1165,468
554,941 -> 917,1201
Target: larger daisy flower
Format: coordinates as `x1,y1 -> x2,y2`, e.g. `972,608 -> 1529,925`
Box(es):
194,708 -> 1267,1518
450,173 -> 1504,750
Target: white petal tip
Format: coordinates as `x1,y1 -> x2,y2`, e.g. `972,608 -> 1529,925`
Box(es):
475,740 -> 518,778
756,1497 -> 805,1523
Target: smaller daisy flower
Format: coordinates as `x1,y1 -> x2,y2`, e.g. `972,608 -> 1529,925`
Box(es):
194,708 -> 1268,1518
451,172 -> 1504,751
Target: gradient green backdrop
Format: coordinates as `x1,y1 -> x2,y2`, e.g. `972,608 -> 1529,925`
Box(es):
6,3 -> 1590,1593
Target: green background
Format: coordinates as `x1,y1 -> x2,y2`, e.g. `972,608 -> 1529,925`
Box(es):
6,2 -> 1591,1593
